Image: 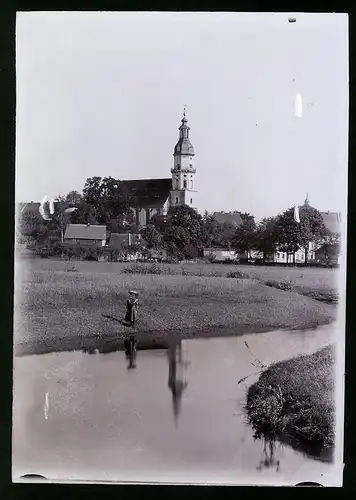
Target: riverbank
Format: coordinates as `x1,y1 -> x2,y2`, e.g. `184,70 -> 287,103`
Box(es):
246,345 -> 335,461
14,263 -> 337,356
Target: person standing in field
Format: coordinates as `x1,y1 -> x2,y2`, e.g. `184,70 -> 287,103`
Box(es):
124,291 -> 139,365
125,290 -> 138,327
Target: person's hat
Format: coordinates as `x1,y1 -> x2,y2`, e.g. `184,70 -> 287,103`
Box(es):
129,290 -> 138,295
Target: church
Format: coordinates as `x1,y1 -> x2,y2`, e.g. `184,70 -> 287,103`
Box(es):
121,109 -> 197,227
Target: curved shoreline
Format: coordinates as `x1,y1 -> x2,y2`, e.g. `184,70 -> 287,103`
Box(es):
14,318 -> 335,357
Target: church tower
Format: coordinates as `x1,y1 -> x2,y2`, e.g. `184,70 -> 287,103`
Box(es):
170,108 -> 196,209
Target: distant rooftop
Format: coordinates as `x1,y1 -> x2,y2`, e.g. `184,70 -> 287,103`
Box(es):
320,212 -> 342,234
212,211 -> 243,227
64,224 -> 106,240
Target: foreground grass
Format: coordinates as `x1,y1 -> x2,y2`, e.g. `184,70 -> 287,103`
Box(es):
246,345 -> 335,460
14,263 -> 337,355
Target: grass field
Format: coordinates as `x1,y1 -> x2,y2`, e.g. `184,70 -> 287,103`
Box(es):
246,345 -> 335,460
14,258 -> 338,356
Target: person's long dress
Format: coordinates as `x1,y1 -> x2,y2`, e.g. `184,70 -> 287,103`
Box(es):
125,299 -> 137,324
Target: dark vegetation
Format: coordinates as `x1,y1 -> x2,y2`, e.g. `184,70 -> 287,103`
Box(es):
246,345 -> 335,461
17,177 -> 340,266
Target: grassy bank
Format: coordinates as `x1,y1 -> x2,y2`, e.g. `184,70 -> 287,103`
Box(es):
18,258 -> 339,304
246,345 -> 335,460
14,261 -> 337,355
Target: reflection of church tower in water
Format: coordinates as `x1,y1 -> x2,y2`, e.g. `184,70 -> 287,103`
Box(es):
168,339 -> 188,423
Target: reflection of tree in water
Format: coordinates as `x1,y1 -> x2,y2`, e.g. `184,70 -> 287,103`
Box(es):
168,339 -> 188,424
256,435 -> 280,472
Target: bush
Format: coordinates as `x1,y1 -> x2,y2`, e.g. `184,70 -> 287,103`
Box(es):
226,270 -> 249,279
122,262 -> 164,275
264,279 -> 295,291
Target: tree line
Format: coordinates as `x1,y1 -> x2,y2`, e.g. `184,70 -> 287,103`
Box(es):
18,176 -> 339,263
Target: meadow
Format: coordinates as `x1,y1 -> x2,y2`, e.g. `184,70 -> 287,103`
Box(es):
14,258 -> 338,356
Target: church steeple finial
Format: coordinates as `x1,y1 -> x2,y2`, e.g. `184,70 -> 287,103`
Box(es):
304,193 -> 310,205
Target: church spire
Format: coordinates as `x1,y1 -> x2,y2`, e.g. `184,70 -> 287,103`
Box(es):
174,107 -> 195,156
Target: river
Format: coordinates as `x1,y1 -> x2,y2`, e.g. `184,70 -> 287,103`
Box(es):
12,323 -> 342,486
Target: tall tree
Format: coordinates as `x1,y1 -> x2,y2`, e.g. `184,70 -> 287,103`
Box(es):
82,177 -> 103,206
275,202 -> 327,264
140,225 -> 163,250
232,213 -> 257,256
255,216 -> 278,261
201,212 -> 236,250
18,211 -> 48,244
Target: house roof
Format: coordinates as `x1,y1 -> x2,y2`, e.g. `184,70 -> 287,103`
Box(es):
320,212 -> 342,234
120,178 -> 172,209
64,224 -> 106,240
18,202 -> 41,215
212,211 -> 243,227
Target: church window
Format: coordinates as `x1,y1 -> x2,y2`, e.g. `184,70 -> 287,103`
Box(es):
189,164 -> 192,167
175,197 -> 179,204
183,180 -> 187,188
190,198 -> 193,204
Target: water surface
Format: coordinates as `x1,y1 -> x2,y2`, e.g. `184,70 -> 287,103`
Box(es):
12,324 -> 339,486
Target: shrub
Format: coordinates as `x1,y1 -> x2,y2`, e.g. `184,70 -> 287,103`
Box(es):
122,262 -> 163,275
265,279 -> 295,291
226,270 -> 249,279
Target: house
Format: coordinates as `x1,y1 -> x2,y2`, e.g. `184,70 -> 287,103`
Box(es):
64,224 -> 107,247
267,211 -> 341,264
203,248 -> 238,262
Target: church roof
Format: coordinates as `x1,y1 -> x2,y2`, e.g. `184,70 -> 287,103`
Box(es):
120,178 -> 172,209
64,224 -> 107,241
320,212 -> 341,234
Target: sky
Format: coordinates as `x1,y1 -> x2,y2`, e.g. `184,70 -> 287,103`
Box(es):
15,12 -> 349,221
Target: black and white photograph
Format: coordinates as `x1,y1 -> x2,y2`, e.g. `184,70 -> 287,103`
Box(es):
12,12 -> 348,486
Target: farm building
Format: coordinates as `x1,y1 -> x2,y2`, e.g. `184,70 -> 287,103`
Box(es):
64,224 -> 107,247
